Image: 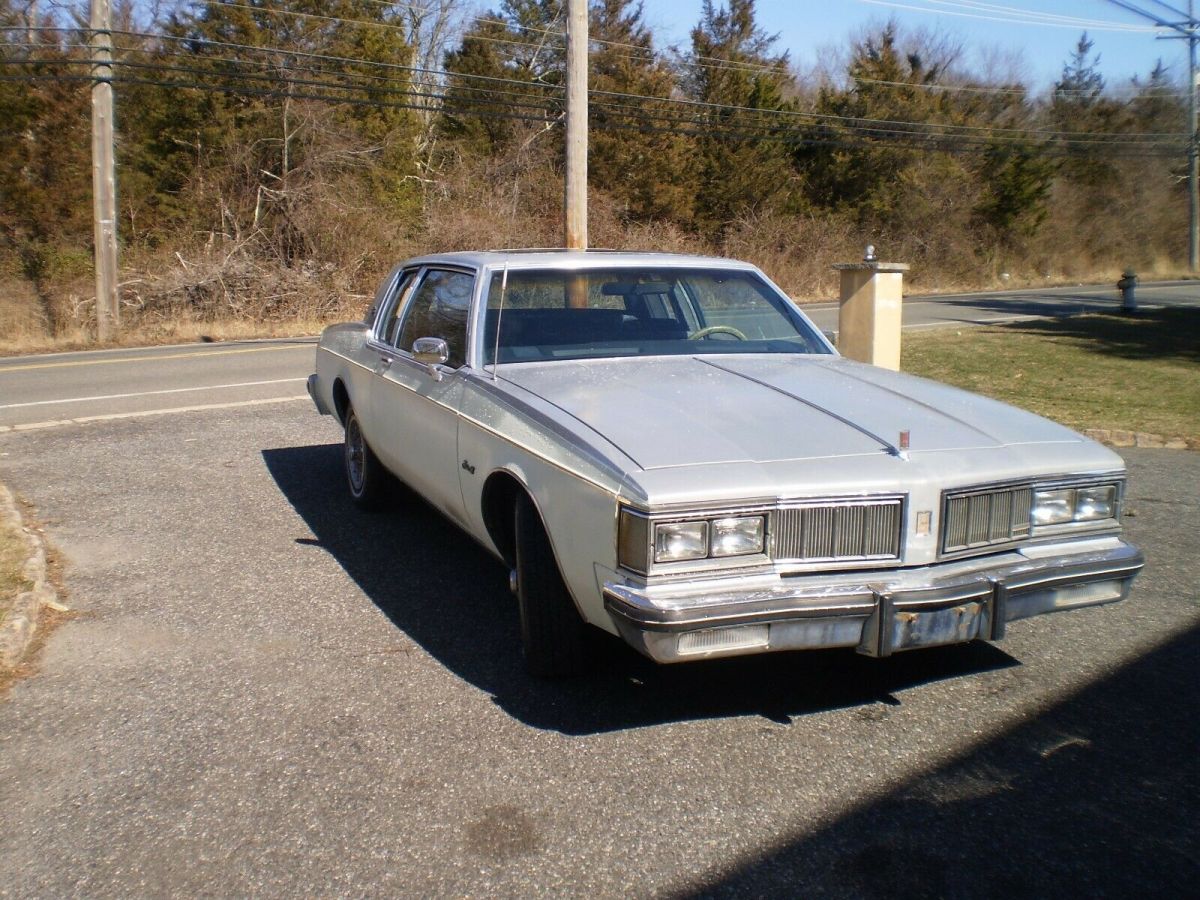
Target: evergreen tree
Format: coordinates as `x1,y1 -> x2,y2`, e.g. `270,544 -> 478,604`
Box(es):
440,1 -> 568,155
589,0 -> 696,222
802,23 -> 972,221
0,4 -> 92,310
685,0 -> 796,229
1051,32 -> 1122,184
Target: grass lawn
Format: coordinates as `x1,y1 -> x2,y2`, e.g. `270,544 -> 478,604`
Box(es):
901,308 -> 1200,441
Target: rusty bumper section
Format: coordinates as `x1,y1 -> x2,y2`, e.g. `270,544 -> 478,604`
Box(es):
603,539 -> 1144,663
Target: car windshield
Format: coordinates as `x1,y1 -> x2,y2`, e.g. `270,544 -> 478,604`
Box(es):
481,267 -> 829,364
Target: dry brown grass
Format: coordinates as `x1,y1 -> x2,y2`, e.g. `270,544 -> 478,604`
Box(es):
0,525 -> 27,596
0,496 -> 71,695
2,144 -> 1193,355
0,512 -> 31,643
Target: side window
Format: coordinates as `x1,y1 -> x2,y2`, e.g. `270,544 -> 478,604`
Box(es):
396,269 -> 473,368
376,269 -> 417,345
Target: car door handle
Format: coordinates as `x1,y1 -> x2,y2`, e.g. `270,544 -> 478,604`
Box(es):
376,356 -> 393,372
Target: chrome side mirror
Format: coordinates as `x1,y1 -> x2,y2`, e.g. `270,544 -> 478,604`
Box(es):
412,337 -> 450,380
822,329 -> 838,349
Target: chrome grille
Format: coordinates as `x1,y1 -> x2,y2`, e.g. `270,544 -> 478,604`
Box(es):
773,500 -> 902,562
943,485 -> 1033,554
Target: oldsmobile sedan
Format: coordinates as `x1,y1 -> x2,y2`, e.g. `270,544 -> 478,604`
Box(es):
307,251 -> 1143,677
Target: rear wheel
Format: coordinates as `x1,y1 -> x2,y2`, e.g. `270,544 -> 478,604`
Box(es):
514,494 -> 590,677
344,406 -> 389,510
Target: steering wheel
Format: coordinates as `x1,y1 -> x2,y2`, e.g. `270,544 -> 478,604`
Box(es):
688,324 -> 748,341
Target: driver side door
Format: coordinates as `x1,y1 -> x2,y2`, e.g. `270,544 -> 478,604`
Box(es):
368,266 -> 473,524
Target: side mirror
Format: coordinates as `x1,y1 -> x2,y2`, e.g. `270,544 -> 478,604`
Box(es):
412,337 -> 449,380
822,329 -> 837,349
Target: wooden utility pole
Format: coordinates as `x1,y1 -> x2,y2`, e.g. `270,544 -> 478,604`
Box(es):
1191,1 -> 1198,271
90,0 -> 119,339
564,0 -> 587,251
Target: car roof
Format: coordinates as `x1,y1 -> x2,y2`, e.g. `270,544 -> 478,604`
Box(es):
396,249 -> 762,272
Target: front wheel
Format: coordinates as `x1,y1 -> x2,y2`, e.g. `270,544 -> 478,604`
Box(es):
514,494 -> 590,677
344,406 -> 389,510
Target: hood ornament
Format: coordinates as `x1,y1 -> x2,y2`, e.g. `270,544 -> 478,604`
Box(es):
895,430 -> 911,461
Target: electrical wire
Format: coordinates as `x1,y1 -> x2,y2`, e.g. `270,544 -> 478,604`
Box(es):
1,47 -> 1182,148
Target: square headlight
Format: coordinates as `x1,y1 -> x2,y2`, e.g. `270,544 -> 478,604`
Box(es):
654,521 -> 709,563
1033,488 -> 1075,526
710,516 -> 765,557
1075,484 -> 1117,521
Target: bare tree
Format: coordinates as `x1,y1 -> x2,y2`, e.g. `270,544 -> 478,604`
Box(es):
402,0 -> 473,169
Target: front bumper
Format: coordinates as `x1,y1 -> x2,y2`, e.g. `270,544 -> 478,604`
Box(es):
603,537 -> 1144,663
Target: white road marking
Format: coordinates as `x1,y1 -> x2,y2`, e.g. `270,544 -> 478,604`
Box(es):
0,377 -> 306,410
0,396 -> 309,433
0,343 -> 309,373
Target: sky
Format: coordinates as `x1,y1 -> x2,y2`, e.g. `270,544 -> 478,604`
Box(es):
637,0 -> 1192,93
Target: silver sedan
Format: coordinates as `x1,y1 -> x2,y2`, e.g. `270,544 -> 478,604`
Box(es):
308,251 -> 1143,677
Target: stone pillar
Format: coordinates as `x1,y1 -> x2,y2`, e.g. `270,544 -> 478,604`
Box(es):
832,260 -> 909,371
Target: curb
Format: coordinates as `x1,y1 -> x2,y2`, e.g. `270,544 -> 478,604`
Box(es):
1082,429 -> 1199,451
0,485 -> 67,670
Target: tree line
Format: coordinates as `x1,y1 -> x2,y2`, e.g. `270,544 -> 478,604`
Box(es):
0,0 -> 1188,341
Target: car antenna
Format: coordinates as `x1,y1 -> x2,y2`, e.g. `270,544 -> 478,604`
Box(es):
491,257 -> 509,381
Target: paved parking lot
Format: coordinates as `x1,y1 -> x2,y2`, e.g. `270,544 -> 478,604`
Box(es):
0,397 -> 1197,897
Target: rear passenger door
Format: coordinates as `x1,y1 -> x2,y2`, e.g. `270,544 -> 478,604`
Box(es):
368,267 -> 474,523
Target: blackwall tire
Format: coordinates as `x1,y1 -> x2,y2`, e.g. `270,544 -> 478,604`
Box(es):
514,493 -> 590,678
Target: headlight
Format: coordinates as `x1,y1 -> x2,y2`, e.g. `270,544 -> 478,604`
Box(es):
1033,488 -> 1075,526
710,516 -> 765,557
1075,484 -> 1117,521
1034,483 -> 1119,527
654,521 -> 709,562
619,507 -> 768,572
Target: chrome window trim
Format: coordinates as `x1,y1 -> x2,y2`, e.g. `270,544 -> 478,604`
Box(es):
372,266 -> 420,344
373,264 -> 477,371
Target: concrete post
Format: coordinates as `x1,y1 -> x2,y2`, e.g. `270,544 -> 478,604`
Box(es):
832,259 -> 909,371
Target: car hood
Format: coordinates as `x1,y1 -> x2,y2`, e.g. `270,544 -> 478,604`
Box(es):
499,354 -> 1085,471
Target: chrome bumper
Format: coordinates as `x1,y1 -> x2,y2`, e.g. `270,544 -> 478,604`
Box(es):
603,538 -> 1144,663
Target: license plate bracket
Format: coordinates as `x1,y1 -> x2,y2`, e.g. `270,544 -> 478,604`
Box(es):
857,589 -> 995,657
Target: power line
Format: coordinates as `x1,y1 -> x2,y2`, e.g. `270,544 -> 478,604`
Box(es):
2,62 -> 1183,156
2,43 -> 1183,144
856,0 -> 1159,31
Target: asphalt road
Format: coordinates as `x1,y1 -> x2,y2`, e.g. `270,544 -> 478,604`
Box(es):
1,279 -> 1198,431
802,278 -> 1200,336
0,282 -> 1197,897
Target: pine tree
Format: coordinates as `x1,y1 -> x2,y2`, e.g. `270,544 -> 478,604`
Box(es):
685,0 -> 796,229
1051,32 -> 1122,184
589,0 -> 697,222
